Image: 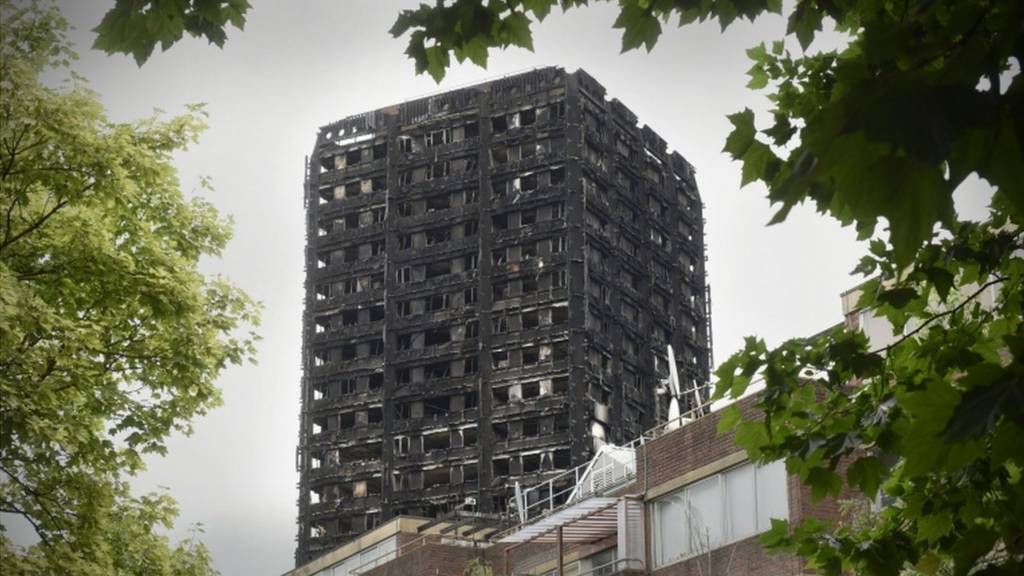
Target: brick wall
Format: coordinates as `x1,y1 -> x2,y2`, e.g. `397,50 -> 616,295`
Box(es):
635,393 -> 865,576
634,395 -> 761,492
361,534 -> 485,576
488,536 -> 619,576
649,534 -> 802,576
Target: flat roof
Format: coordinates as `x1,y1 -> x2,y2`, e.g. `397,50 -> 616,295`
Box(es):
498,497 -> 622,545
284,516 -> 430,576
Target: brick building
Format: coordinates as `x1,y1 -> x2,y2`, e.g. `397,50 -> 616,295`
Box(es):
491,394 -> 842,576
297,67 -> 711,564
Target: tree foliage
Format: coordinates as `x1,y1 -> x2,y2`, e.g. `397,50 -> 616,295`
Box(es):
463,558 -> 495,576
1,2 -> 259,573
93,0 -> 250,65
717,207 -> 1023,575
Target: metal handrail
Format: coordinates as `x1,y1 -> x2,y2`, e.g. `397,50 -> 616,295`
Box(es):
511,557 -> 644,576
349,532 -> 484,575
577,558 -> 645,576
517,458 -> 627,524
511,402 -> 711,530
639,402 -> 707,442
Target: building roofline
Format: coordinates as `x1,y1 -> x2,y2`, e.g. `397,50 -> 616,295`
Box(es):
315,66 -> 566,137
284,516 -> 431,576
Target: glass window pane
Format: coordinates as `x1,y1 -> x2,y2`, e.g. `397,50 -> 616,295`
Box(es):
756,460 -> 789,532
686,476 -> 724,552
654,494 -> 688,566
726,464 -> 756,541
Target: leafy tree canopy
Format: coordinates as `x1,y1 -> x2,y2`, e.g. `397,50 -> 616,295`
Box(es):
1,1 -> 259,574
93,0 -> 250,65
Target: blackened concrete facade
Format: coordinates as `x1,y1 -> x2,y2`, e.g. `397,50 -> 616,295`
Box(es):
296,67 -> 710,565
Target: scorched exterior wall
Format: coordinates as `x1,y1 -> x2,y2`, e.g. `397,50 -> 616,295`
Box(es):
296,67 -> 709,565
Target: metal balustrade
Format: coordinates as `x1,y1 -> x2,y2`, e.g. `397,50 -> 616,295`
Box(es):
513,403 -> 708,526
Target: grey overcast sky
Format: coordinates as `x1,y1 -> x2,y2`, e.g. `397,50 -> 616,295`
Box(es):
27,1 -> 988,575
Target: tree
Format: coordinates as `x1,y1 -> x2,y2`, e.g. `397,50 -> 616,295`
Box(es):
463,558 -> 495,576
92,0 -> 251,65
0,2 -> 259,574
90,1 -> 1024,573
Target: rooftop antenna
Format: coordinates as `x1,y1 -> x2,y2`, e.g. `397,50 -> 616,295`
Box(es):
665,344 -> 683,431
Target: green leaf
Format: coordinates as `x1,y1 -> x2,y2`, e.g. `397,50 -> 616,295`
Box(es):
522,0 -> 554,21
786,0 -> 821,50
917,512 -> 953,543
759,518 -> 790,548
763,113 -> 796,146
740,140 -> 776,186
717,404 -> 743,433
734,420 -> 770,456
876,287 -> 918,309
460,35 -> 490,68
93,0 -> 250,65
806,467 -> 842,501
852,255 -> 878,276
723,108 -> 756,158
847,456 -> 885,498
922,266 -> 955,302
745,42 -> 768,63
942,364 -> 1023,442
987,116 -> 1024,221
879,159 -> 952,267
715,0 -> 739,30
901,380 -> 960,475
502,11 -> 534,51
915,552 -> 944,575
614,4 -> 662,52
424,45 -> 450,83
747,64 -> 769,89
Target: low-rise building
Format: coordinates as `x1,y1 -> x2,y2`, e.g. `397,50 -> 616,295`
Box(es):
285,391 -> 863,576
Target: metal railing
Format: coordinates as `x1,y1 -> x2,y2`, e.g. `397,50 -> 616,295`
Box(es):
577,558 -> 645,576
515,444 -> 635,525
640,402 -> 708,443
511,557 -> 644,576
349,532 -> 485,575
513,403 -> 710,526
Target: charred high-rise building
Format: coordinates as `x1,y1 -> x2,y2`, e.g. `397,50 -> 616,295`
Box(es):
296,67 -> 710,565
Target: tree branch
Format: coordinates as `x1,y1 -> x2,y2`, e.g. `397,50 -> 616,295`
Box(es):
0,502 -> 50,547
872,275 -> 1008,355
0,197 -> 69,253
0,124 -> 31,181
0,465 -> 65,543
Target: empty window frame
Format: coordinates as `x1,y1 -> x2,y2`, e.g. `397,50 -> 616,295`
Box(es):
425,261 -> 451,280
425,193 -> 450,212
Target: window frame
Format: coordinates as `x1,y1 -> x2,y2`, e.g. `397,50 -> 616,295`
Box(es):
650,460 -> 789,568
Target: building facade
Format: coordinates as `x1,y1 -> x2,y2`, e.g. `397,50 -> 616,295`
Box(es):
297,67 -> 710,565
285,391 -> 852,576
